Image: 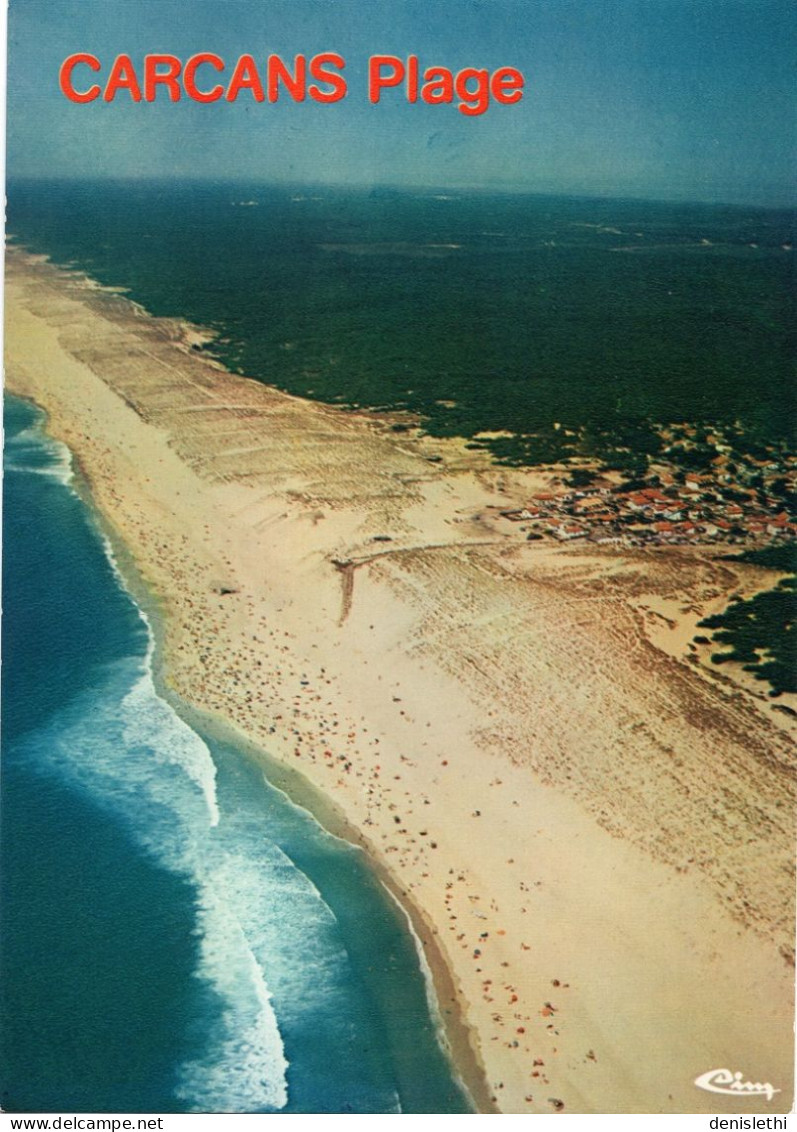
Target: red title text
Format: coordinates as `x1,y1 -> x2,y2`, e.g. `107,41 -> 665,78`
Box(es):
59,53 -> 525,116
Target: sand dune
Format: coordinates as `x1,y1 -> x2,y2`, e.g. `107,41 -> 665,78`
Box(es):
5,246 -> 794,1114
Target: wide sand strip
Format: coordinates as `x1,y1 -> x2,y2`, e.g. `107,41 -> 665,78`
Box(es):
4,246 -> 794,1114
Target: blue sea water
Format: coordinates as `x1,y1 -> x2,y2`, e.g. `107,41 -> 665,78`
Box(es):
0,395 -> 472,1114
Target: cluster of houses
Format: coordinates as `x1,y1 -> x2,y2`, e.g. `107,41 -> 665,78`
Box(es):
500,437 -> 796,549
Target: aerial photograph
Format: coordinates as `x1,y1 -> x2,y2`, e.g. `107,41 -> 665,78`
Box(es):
2,0 -> 794,1117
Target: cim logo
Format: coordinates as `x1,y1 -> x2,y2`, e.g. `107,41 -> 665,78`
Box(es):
695,1068 -> 780,1102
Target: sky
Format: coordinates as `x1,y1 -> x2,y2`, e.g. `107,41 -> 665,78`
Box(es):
6,0 -> 797,205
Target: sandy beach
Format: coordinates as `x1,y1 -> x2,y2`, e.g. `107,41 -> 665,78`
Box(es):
4,245 -> 794,1114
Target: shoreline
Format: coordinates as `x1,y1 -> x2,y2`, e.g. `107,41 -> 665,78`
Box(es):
5,245 -> 794,1114
153,664 -> 495,1114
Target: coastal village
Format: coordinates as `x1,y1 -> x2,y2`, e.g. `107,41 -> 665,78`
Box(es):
495,423 -> 796,549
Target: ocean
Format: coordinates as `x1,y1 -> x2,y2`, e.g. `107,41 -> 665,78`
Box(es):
0,394 -> 473,1114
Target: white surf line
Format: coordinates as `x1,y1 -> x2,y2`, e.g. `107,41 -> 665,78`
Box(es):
94,515 -> 221,829
7,414 -> 76,488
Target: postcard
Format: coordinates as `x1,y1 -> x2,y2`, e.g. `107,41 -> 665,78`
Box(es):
2,0 -> 794,1119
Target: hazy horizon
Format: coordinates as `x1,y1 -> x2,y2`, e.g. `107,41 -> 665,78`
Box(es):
5,173 -> 795,214
6,0 -> 797,210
